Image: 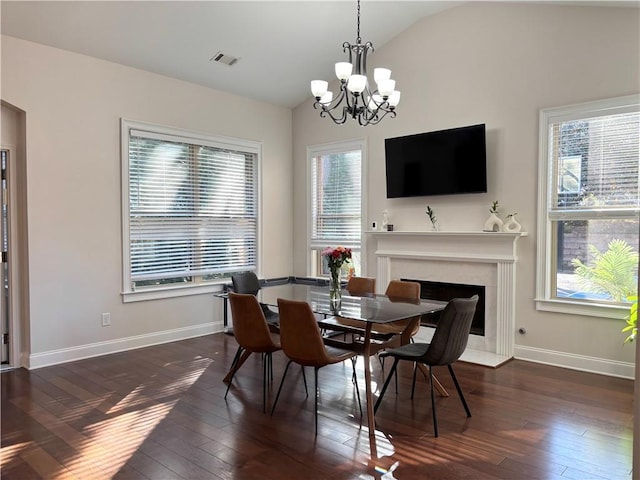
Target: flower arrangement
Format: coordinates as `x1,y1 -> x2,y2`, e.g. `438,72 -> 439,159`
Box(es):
490,200 -> 500,214
322,246 -> 352,303
322,246 -> 352,273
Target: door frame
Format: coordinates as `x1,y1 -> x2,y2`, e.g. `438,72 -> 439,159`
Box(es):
1,145 -> 21,369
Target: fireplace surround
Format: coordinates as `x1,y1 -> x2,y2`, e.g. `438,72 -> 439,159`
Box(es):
369,230 -> 526,367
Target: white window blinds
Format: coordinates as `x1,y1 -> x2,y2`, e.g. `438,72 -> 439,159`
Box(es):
548,110 -> 640,218
310,149 -> 362,248
126,124 -> 258,289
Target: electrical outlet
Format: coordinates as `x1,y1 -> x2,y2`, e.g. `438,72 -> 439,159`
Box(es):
101,312 -> 111,327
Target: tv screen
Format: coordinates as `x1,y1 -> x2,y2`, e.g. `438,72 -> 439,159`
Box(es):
385,124 -> 487,198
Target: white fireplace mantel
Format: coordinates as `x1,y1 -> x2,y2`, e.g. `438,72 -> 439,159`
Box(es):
368,230 -> 527,367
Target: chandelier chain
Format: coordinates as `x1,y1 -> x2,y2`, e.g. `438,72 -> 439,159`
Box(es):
356,0 -> 361,43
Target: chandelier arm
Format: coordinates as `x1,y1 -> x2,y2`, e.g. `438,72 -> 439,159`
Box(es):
321,106 -> 349,124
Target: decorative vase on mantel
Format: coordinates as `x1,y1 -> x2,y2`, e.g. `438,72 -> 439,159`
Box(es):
483,212 -> 504,232
503,214 -> 522,233
329,268 -> 342,312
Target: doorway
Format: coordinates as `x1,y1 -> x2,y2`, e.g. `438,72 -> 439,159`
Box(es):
1,149 -> 9,366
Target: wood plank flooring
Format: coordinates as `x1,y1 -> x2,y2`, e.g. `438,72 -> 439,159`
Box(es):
1,333 -> 633,479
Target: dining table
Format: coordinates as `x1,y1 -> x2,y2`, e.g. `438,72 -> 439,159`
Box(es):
246,282 -> 448,443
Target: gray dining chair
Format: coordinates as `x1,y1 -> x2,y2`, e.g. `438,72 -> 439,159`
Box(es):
231,271 -> 279,329
374,295 -> 479,437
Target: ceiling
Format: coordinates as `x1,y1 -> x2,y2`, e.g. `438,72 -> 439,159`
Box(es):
0,1 -> 463,109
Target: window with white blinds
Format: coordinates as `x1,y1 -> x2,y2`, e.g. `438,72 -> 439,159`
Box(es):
308,141 -> 364,276
122,120 -> 259,297
536,95 -> 639,317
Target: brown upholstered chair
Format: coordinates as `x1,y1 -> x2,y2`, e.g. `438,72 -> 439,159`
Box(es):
224,292 -> 282,412
270,298 -> 362,435
375,295 -> 479,437
372,280 -> 422,339
346,276 -> 376,296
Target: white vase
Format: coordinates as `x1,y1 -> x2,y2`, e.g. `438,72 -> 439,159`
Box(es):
483,212 -> 503,232
503,215 -> 522,233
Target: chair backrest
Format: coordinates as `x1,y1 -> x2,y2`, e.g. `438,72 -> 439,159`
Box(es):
228,292 -> 278,351
385,280 -> 421,301
231,271 -> 261,295
422,295 -> 479,366
277,298 -> 331,367
347,276 -> 376,295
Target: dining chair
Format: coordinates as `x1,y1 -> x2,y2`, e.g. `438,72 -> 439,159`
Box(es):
374,295 -> 479,437
270,298 -> 362,435
346,276 -> 376,296
224,292 -> 282,413
375,280 -> 422,338
231,271 -> 279,329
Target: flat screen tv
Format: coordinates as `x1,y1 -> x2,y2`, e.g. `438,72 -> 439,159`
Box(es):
385,124 -> 487,198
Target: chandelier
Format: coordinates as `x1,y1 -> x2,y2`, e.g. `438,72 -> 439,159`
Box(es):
310,0 -> 400,126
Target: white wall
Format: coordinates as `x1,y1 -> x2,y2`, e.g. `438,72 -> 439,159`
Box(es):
292,3 -> 640,376
1,35 -> 293,367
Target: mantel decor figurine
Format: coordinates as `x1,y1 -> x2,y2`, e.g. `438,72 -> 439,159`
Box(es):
483,200 -> 504,232
503,213 -> 522,232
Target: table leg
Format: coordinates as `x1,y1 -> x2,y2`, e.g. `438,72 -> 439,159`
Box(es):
416,364 -> 449,397
363,323 -> 376,439
223,349 -> 252,383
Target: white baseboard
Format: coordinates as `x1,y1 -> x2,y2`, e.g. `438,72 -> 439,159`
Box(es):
514,345 -> 635,379
27,322 -> 223,369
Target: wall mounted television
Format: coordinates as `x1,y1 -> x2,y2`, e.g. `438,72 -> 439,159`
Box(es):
385,123 -> 487,198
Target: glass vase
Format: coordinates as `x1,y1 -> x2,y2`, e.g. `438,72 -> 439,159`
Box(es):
329,268 -> 342,311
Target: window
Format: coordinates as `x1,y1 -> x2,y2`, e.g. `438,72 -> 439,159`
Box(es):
121,119 -> 260,301
308,140 -> 365,278
536,95 -> 639,317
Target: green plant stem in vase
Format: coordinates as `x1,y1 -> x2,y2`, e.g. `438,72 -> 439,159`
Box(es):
426,205 -> 438,231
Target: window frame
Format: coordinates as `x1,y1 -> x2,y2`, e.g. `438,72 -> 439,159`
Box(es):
535,94 -> 640,318
306,139 -> 367,278
120,119 -> 262,302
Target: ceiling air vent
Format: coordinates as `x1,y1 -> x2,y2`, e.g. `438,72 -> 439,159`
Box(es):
210,51 -> 239,67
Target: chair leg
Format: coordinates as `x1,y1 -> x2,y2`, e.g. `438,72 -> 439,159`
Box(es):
262,353 -> 271,413
314,367 -> 319,436
301,366 -> 308,397
410,362 -> 418,400
448,364 -> 471,417
224,346 -> 244,399
429,366 -> 438,437
374,358 -> 400,414
351,358 -> 363,417
270,360 -> 293,416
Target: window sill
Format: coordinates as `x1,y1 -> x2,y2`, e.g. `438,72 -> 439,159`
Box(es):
535,297 -> 630,320
122,282 -> 226,303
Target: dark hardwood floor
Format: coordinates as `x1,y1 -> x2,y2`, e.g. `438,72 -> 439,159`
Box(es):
1,333 -> 633,479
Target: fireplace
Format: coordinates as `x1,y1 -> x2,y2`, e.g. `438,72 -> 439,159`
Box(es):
370,230 -> 526,367
403,279 -> 486,336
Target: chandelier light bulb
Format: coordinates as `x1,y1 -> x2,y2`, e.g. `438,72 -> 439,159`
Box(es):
388,90 -> 401,107
335,62 -> 353,81
311,80 -> 328,98
320,91 -> 333,106
374,68 -> 391,84
347,74 -> 367,94
368,94 -> 384,110
378,79 -> 395,98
